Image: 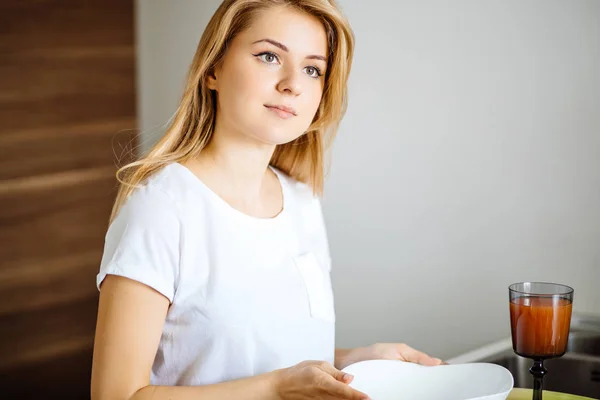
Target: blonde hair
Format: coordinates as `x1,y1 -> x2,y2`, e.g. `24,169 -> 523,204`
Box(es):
111,0 -> 354,222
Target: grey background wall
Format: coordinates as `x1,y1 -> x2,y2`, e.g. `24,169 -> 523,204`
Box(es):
136,0 -> 600,360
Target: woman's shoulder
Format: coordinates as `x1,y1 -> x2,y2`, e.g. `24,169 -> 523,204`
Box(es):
115,162 -> 204,223
270,166 -> 321,206
270,167 -> 325,228
142,162 -> 192,200
121,163 -> 181,207
132,162 -> 213,206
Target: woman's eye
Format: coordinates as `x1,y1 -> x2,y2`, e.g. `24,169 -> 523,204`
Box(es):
304,66 -> 322,78
257,52 -> 279,64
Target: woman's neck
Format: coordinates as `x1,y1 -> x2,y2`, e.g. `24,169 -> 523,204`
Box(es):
184,129 -> 283,218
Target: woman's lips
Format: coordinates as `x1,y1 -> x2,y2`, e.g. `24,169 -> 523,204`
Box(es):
265,105 -> 296,119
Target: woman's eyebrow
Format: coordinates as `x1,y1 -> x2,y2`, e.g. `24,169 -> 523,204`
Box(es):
252,38 -> 327,62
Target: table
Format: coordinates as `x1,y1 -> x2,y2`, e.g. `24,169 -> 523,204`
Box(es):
508,388 -> 598,400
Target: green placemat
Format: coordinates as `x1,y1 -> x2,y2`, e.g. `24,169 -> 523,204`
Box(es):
508,388 -> 598,400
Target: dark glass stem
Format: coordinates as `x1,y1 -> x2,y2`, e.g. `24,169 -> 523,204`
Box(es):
529,359 -> 547,400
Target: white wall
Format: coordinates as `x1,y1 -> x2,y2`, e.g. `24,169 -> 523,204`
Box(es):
136,0 -> 600,360
135,0 -> 215,154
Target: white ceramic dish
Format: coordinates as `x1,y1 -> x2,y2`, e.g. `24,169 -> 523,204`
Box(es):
341,360 -> 514,400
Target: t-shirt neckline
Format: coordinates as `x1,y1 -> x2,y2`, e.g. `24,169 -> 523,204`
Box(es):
170,162 -> 289,223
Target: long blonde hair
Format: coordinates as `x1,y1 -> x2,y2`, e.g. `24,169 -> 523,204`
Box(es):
111,0 -> 354,222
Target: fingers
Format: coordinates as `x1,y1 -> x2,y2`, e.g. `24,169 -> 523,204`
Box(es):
316,361 -> 354,383
396,343 -> 443,366
325,380 -> 371,400
314,362 -> 370,399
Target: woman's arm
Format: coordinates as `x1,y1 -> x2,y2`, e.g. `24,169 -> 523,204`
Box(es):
334,348 -> 364,370
335,344 -> 445,370
91,275 -> 280,400
130,374 -> 278,400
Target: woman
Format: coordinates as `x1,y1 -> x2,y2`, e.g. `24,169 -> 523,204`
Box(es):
91,1 -> 443,399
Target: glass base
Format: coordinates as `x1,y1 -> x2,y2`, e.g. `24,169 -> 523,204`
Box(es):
529,359 -> 548,400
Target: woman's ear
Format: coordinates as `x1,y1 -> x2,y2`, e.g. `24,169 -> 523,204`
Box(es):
206,67 -> 219,91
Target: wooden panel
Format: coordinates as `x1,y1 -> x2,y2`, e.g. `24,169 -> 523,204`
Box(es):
0,250 -> 102,316
0,0 -> 134,50
0,1 -> 136,396
1,348 -> 93,399
0,296 -> 98,371
0,50 -> 136,132
0,48 -> 134,102
0,119 -> 136,180
0,0 -> 136,132
0,168 -> 117,266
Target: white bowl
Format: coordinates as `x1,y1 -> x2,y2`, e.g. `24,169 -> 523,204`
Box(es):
341,360 -> 514,400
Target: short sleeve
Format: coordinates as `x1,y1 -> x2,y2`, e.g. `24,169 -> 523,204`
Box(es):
97,184 -> 181,303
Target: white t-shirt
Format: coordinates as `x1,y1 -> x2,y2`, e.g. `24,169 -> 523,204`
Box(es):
96,163 -> 335,386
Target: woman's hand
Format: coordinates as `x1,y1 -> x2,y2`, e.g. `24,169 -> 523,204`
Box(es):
336,343 -> 445,370
273,360 -> 370,400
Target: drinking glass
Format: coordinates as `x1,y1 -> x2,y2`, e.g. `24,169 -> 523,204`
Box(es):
508,282 -> 574,400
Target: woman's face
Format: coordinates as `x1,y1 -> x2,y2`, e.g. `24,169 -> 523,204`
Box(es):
207,6 -> 328,146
